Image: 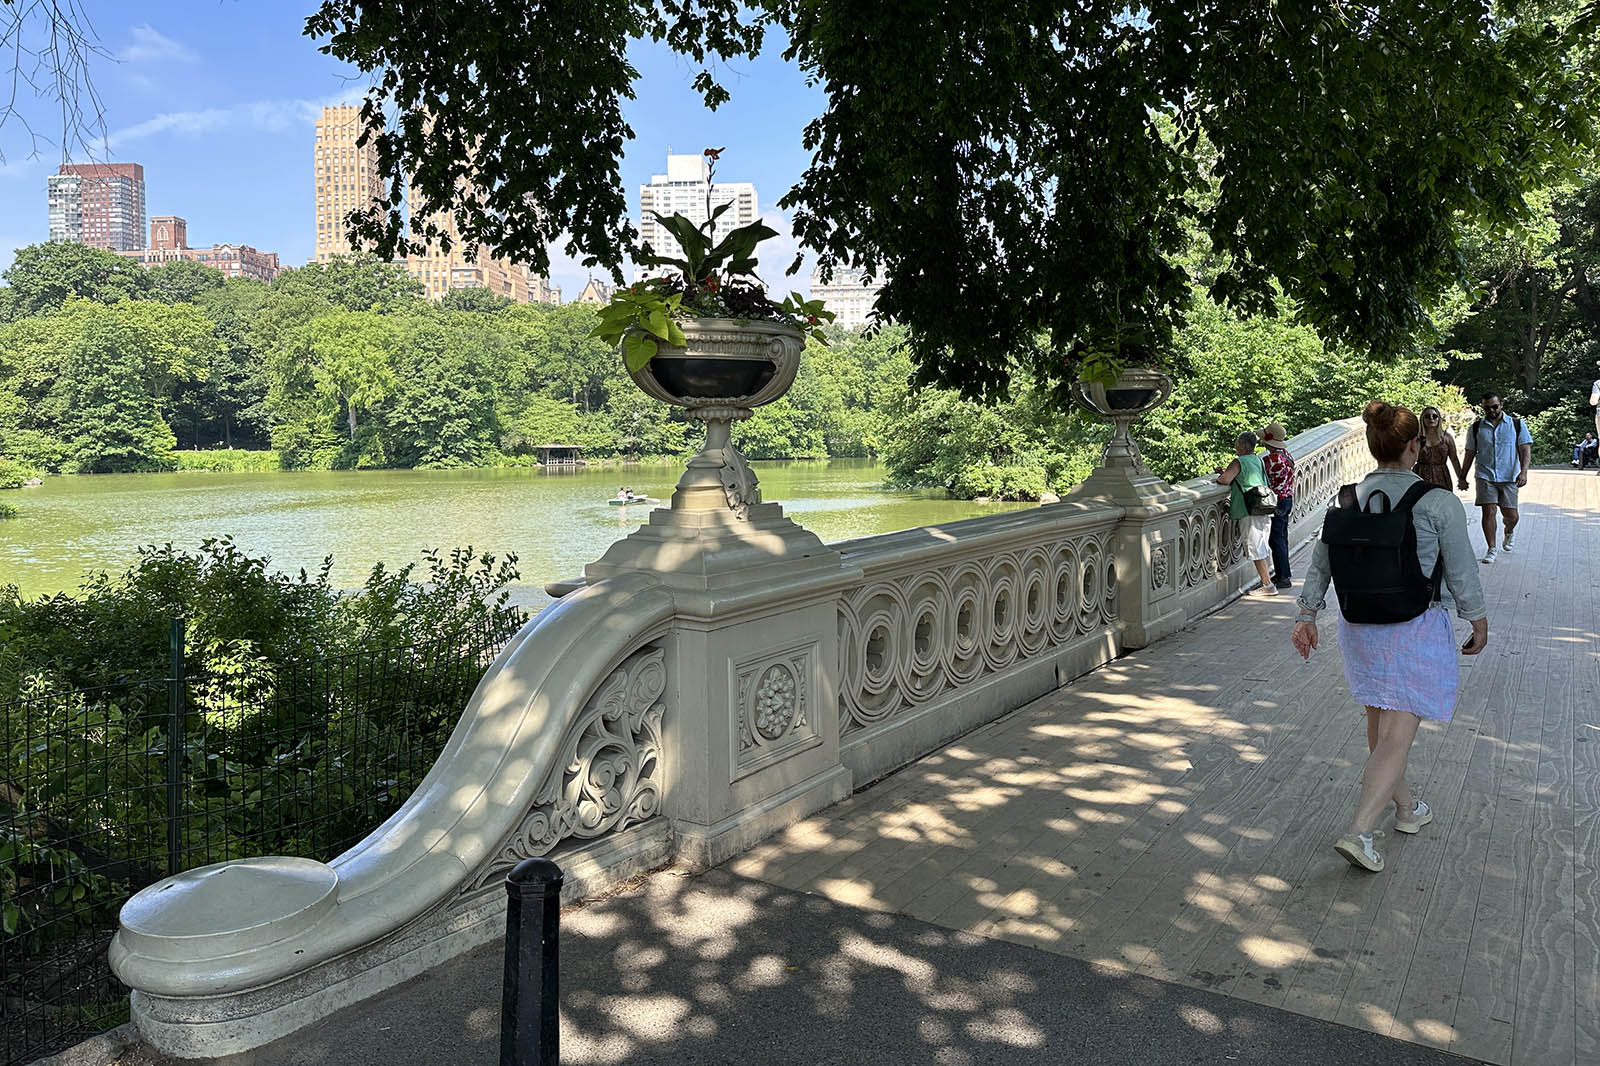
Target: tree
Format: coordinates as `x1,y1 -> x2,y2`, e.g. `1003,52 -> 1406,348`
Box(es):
303,310 -> 398,440
269,255 -> 424,313
1440,174 -> 1600,389
1,242 -> 152,319
303,1 -> 1597,399
437,286 -> 512,313
147,258 -> 227,305
384,314 -> 501,466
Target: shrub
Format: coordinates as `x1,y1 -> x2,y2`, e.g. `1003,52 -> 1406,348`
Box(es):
167,449 -> 283,473
0,456 -> 40,489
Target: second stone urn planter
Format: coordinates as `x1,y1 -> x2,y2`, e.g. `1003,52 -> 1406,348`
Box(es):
626,317 -> 806,518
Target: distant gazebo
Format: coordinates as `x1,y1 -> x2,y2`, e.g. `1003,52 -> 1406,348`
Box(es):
534,444 -> 584,466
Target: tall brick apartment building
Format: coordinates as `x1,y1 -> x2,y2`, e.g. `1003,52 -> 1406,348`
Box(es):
47,163 -> 147,250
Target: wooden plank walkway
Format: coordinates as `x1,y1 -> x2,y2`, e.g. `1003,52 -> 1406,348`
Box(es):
729,467 -> 1600,1066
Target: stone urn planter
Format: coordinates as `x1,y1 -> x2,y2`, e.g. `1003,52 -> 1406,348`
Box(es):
1070,366 -> 1174,473
625,317 -> 805,518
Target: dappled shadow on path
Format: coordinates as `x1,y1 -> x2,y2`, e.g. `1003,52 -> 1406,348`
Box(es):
731,471 -> 1600,1066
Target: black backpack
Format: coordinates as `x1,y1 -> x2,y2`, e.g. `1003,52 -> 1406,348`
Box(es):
1321,481 -> 1445,624
1469,414 -> 1523,447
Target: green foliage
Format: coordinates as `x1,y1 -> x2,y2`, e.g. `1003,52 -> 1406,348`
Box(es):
0,242 -> 152,319
167,449 -> 283,473
268,255 -> 424,312
146,258 -> 226,305
0,540 -> 524,965
590,284 -> 688,372
0,298 -> 219,473
0,537 -> 522,697
437,286 -> 513,313
0,456 -> 40,489
0,501 -> 16,520
304,1 -> 1596,402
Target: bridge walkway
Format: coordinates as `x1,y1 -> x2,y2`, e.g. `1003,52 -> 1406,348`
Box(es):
730,467 -> 1600,1066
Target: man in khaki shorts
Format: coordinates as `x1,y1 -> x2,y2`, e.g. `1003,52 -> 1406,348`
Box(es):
1459,391 -> 1532,564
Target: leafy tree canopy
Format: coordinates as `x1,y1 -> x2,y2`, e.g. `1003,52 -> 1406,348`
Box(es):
1,242 -> 152,320
269,254 -> 424,312
147,258 -> 227,305
306,0 -> 1598,398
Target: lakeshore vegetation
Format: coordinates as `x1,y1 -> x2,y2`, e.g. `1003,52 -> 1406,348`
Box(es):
3,214 -> 1598,507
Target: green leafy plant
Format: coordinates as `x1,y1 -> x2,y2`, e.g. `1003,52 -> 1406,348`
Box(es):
590,149 -> 833,372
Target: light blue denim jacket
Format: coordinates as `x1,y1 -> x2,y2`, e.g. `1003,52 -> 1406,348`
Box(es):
1296,468 -> 1487,623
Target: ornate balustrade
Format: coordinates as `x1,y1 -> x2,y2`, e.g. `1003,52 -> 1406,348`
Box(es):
832,504 -> 1124,784
110,416 -> 1372,1059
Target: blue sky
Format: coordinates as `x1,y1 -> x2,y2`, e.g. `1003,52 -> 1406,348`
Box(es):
0,1 -> 826,297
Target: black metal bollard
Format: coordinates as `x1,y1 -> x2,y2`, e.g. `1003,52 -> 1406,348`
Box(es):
501,857 -> 563,1066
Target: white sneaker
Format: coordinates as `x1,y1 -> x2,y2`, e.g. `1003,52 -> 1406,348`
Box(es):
1573,460 -> 1581,467
1395,799 -> 1433,834
1481,548 -> 1498,564
1502,533 -> 1515,553
1334,831 -> 1384,872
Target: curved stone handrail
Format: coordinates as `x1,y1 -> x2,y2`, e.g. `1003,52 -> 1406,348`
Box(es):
110,571 -> 675,999
107,415 -> 1377,1059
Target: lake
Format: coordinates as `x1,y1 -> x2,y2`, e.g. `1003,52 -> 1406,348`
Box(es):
0,461 -> 1032,608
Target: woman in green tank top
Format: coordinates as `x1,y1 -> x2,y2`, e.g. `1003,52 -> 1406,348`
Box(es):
1216,431 -> 1276,595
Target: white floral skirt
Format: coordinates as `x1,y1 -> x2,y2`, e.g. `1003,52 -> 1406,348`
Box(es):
1337,607 -> 1459,721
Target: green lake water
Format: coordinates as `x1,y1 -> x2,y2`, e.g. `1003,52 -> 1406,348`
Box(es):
0,461 -> 1032,609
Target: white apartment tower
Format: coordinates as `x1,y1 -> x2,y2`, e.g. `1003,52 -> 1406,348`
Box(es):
809,265 -> 886,331
637,153 -> 758,278
313,105 -> 385,262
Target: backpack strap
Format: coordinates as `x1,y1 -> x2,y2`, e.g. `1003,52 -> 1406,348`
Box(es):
1395,480 -> 1442,514
1337,483 -> 1358,509
1396,480 -> 1447,600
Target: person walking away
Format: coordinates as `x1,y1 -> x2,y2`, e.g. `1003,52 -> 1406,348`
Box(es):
1216,431 -> 1276,596
1292,401 -> 1488,872
1458,392 -> 1531,563
1260,423 -> 1297,589
1414,406 -> 1465,490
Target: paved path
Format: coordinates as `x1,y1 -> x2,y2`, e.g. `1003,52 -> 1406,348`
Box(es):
108,868 -> 1477,1066
731,467 -> 1600,1066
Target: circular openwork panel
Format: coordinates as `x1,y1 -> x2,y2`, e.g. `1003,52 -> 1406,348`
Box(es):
946,562 -> 987,684
1017,547 -> 1052,655
1050,542 -> 1082,641
900,577 -> 951,702
984,555 -> 1021,671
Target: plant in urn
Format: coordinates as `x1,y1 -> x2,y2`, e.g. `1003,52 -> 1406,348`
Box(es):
591,149 -> 832,519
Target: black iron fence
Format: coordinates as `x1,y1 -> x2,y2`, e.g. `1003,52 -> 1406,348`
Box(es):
0,612 -> 525,1066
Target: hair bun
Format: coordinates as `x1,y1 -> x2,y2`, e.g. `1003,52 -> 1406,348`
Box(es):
1362,400 -> 1392,425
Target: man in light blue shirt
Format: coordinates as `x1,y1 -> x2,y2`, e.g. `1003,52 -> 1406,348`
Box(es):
1458,391 -> 1532,564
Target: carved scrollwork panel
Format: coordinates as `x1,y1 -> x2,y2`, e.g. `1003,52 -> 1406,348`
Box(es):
838,527 -> 1120,735
468,645 -> 665,892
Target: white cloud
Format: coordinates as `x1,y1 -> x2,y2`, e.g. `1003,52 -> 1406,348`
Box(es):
119,25 -> 199,64
104,88 -> 368,149
754,211 -> 815,299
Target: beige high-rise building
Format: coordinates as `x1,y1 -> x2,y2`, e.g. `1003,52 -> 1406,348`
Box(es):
313,106 -> 385,262
403,178 -> 557,303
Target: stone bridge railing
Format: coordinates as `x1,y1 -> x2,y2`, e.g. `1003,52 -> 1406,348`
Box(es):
110,417 -> 1373,1058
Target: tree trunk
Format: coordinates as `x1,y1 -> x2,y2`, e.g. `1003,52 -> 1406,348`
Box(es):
347,402 -> 358,440
223,412 -> 233,450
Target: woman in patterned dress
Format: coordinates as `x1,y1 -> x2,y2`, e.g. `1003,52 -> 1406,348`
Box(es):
1413,405 -> 1463,491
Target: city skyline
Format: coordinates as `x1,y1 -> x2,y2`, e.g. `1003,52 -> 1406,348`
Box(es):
0,3 -> 827,299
